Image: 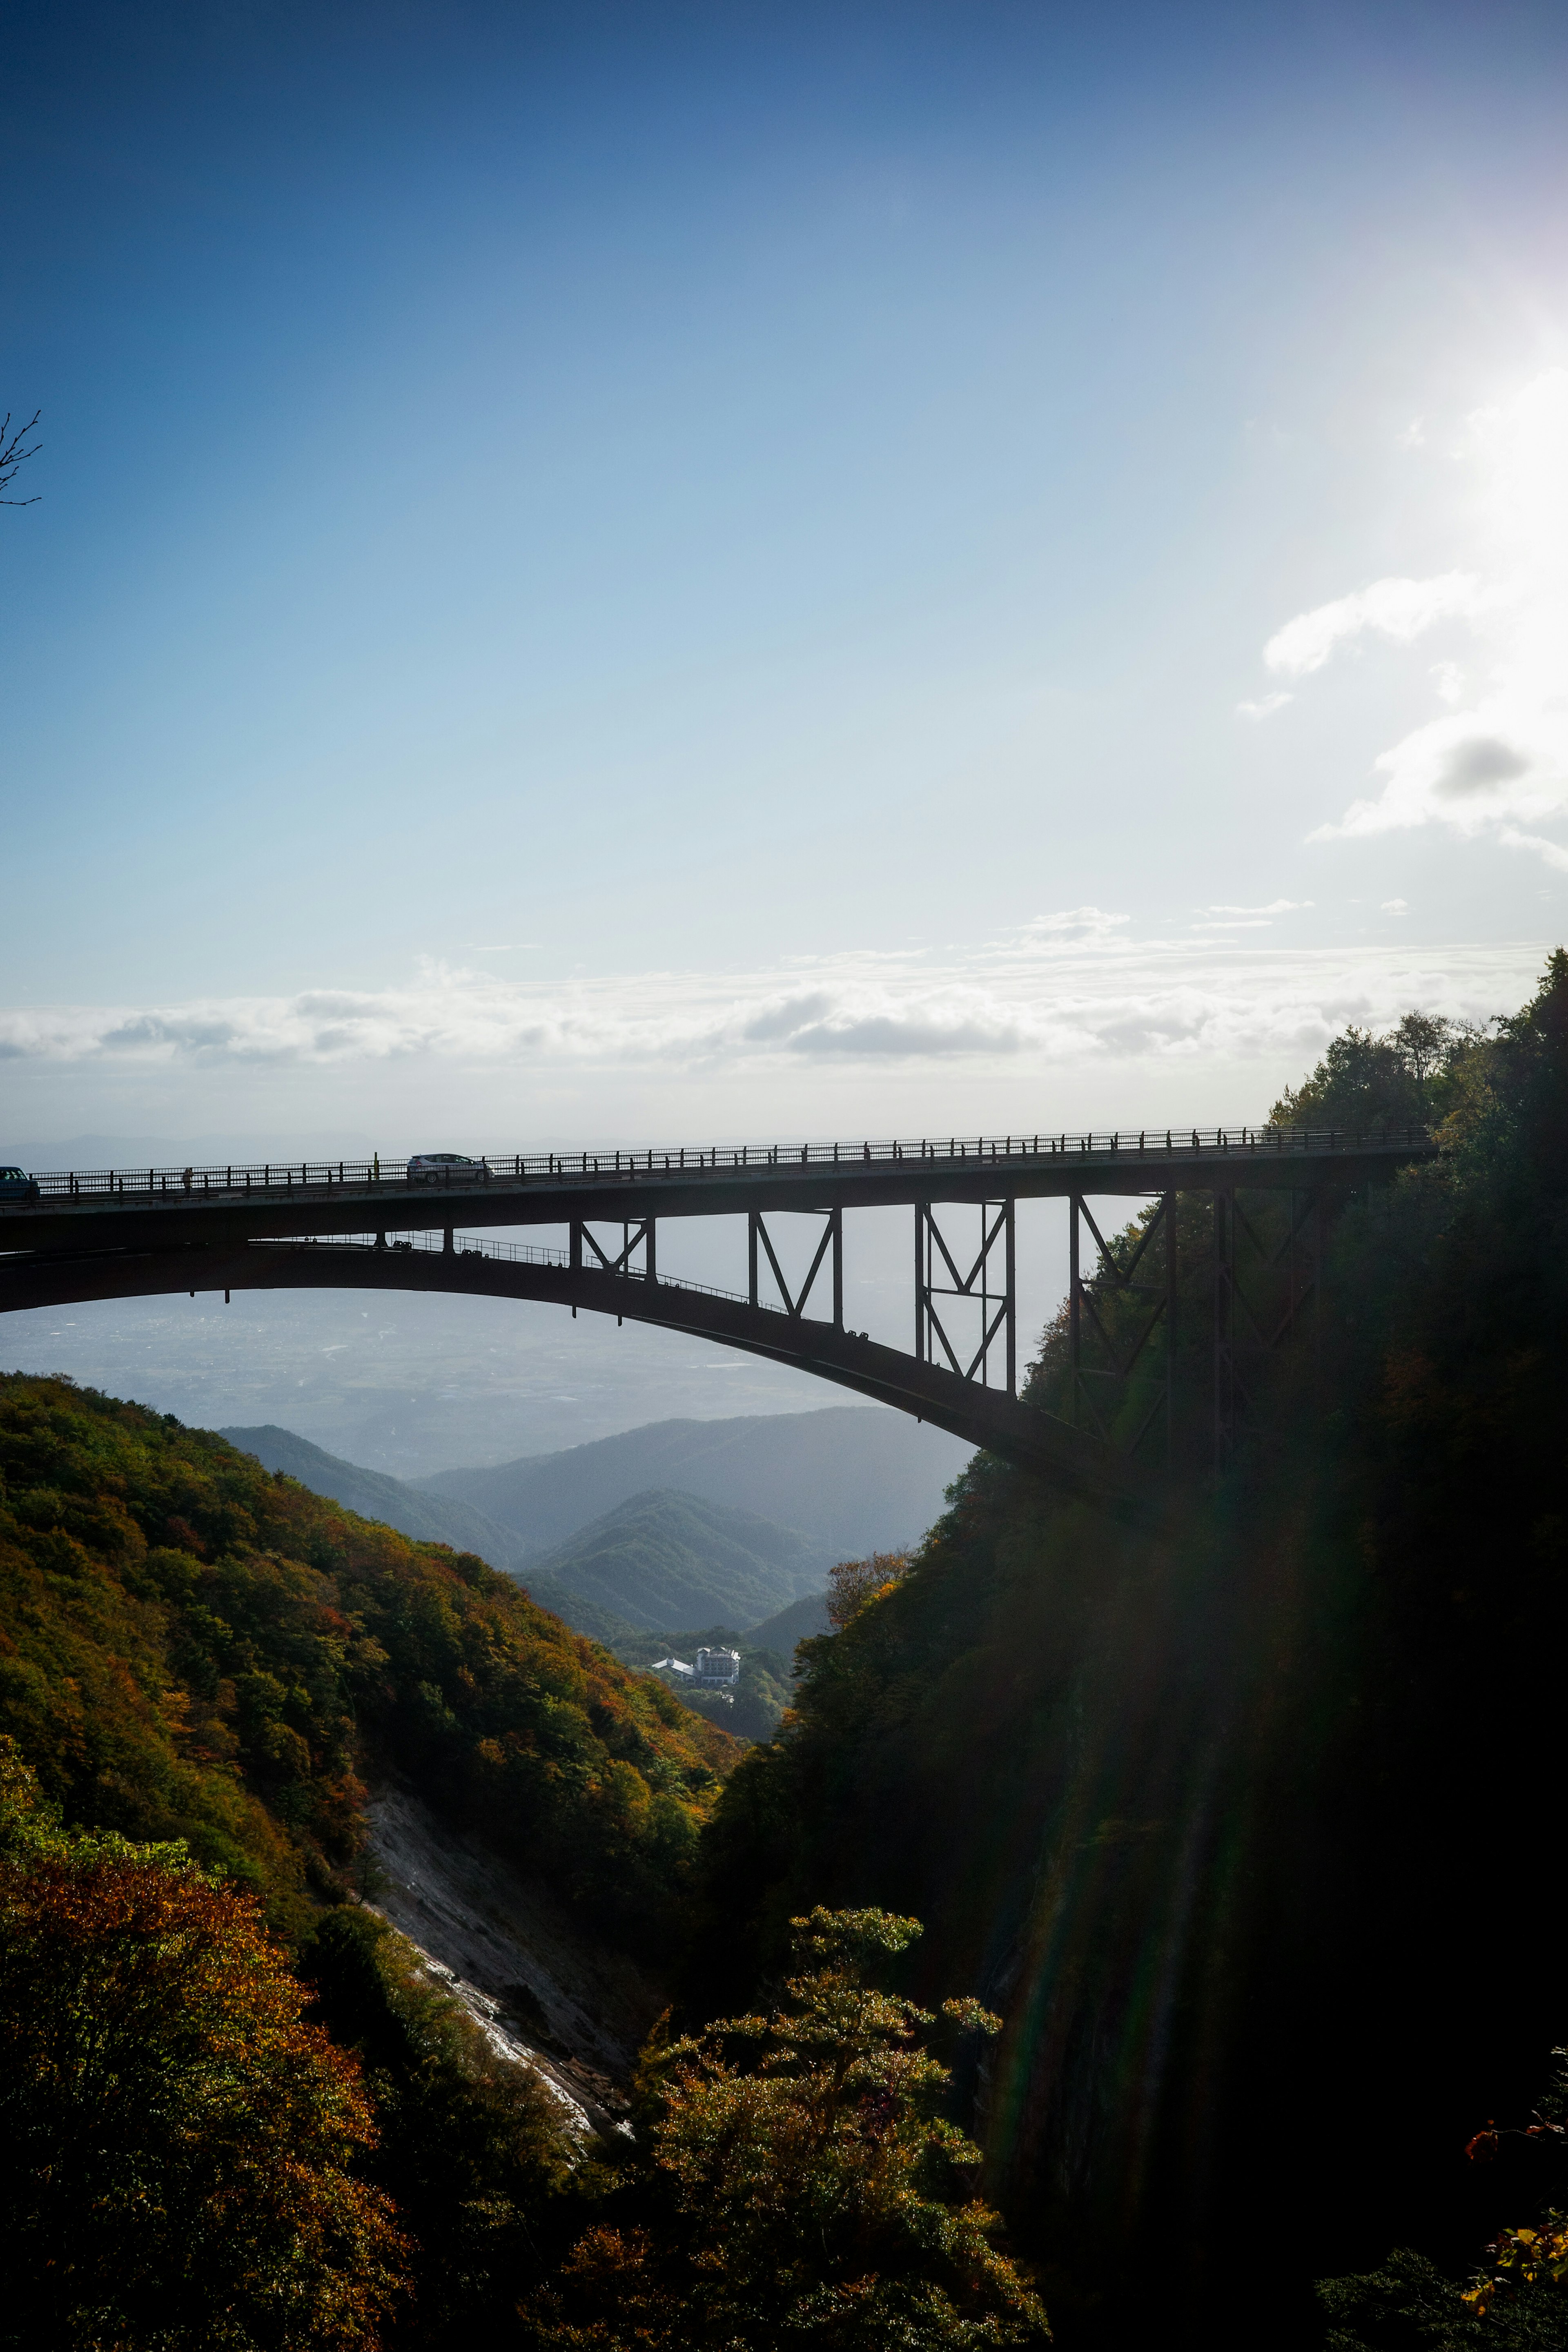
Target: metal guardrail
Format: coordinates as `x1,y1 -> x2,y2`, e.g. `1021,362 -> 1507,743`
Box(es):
10,1124 -> 1437,1204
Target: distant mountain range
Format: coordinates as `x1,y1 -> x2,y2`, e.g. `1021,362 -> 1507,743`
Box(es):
223,1403 -> 949,1650
523,1487 -> 824,1633
416,1405 -> 970,1559
744,1589 -> 832,1650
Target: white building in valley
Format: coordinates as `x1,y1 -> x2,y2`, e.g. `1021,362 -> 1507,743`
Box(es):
694,1647 -> 741,1688
648,1647 -> 742,1689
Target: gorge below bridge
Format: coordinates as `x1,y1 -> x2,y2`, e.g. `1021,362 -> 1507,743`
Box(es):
0,1125 -> 1436,1511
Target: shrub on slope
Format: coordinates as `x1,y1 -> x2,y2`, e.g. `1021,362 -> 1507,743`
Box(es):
0,1375 -> 735,1942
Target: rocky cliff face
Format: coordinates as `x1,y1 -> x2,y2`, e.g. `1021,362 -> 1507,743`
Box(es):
365,1782 -> 666,2136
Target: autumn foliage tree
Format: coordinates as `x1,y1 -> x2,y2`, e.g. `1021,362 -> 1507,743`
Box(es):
826,1550 -> 911,1630
528,1906 -> 1049,2350
0,1742 -> 409,2350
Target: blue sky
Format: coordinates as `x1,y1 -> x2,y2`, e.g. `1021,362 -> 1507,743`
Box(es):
5,0 -> 1568,1153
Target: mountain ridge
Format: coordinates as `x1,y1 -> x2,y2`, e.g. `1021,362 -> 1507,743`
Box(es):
417,1405 -> 970,1557
526,1486 -> 824,1633
220,1422 -> 527,1568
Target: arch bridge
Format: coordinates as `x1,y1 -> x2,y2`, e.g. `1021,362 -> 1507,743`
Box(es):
0,1125 -> 1435,1511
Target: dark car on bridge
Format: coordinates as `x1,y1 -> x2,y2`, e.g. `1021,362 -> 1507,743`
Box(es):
0,1166 -> 39,1200
405,1152 -> 492,1185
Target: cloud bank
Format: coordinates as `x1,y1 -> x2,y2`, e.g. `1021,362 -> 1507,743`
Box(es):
1254,370 -> 1568,869
0,933 -> 1537,1080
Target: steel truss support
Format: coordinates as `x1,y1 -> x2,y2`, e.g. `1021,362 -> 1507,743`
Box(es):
915,1199 -> 1015,1395
1069,1190 -> 1177,1462
748,1208 -> 842,1327
1212,1184 -> 1325,1475
1214,1188 -> 1237,1474
570,1218 -> 657,1283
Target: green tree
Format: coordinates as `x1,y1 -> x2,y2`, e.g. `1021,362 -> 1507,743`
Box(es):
1269,1010 -> 1483,1131
0,1742 -> 409,2350
528,1906 -> 1049,2349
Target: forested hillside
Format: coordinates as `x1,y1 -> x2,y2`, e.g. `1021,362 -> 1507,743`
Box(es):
687,957 -> 1568,2347
220,1421 -> 527,1568
0,1381 -> 735,1945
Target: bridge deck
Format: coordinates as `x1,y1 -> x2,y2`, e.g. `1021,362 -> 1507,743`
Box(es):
0,1124 -> 1435,1256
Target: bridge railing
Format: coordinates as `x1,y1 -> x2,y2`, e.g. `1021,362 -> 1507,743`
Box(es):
11,1124 -> 1438,1204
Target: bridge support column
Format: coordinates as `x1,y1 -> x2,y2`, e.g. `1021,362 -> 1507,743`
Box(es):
571,1219 -> 655,1283
1313,1189 -> 1326,1414
748,1208 -> 842,1327
916,1199 -> 1015,1397
1069,1193 -> 1081,1425
1166,1189 -> 1178,1466
1070,1189 -> 1180,1462
1213,1187 -> 1235,1477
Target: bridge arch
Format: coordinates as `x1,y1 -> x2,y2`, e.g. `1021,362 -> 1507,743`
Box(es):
0,1234 -> 1131,1507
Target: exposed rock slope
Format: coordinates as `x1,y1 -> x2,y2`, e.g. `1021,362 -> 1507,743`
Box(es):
366,1783 -> 666,2133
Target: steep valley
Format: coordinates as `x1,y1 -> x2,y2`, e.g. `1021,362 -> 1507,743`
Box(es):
6,968 -> 1568,2349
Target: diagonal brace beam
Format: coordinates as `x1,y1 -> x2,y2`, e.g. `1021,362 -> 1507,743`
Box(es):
748,1209 -> 842,1324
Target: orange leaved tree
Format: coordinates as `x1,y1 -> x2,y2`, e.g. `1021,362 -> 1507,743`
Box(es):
0,1742 -> 409,2349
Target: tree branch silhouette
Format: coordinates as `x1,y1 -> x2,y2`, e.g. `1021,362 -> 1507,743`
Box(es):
0,411 -> 42,506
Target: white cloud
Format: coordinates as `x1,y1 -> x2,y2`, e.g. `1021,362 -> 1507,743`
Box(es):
1264,571 -> 1492,678
1381,899 -> 1408,913
1236,691 -> 1294,720
1201,900 -> 1313,915
1265,370 -> 1568,869
1020,906 -> 1130,942
0,939 -> 1540,1081
1499,828 -> 1568,873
